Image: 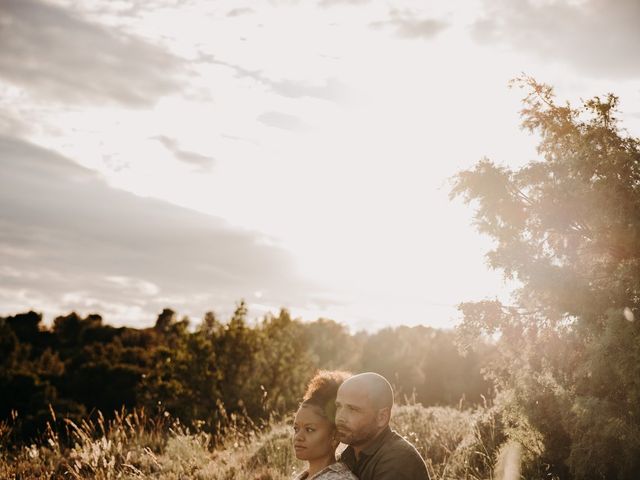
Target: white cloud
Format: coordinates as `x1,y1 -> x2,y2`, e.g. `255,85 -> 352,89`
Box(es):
370,9 -> 448,39
0,0 -> 183,106
472,0 -> 640,79
104,276 -> 161,296
257,111 -> 310,131
152,135 -> 216,171
0,135 -> 317,325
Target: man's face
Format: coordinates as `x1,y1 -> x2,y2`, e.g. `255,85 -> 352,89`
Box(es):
334,380 -> 380,447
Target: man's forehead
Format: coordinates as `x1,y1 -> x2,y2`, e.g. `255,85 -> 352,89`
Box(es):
337,379 -> 373,405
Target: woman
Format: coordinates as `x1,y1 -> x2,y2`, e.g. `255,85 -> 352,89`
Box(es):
292,370 -> 357,480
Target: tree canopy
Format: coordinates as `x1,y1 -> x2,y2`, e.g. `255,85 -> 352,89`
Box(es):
451,76 -> 640,479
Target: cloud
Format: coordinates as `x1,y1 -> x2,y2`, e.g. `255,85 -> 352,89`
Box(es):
227,7 -> 254,17
370,9 -> 448,40
0,0 -> 183,106
199,54 -> 351,102
268,77 -> 352,102
257,111 -> 309,131
318,0 -> 370,7
0,109 -> 31,137
0,135 -> 312,325
471,0 -> 640,79
153,135 -> 216,171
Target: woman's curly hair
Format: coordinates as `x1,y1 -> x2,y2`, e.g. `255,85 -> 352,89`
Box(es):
301,370 -> 351,424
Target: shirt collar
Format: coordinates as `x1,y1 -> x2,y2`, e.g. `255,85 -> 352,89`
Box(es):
360,426 -> 393,457
303,462 -> 347,480
341,426 -> 393,463
328,463 -> 345,472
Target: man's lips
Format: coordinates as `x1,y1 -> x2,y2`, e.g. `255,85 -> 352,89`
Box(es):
294,445 -> 306,450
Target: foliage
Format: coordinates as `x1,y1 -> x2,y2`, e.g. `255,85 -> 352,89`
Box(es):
252,309 -> 315,415
451,75 -> 640,479
0,304 -> 491,446
360,325 -> 492,406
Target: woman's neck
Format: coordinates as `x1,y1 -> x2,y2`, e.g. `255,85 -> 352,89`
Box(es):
307,455 -> 334,479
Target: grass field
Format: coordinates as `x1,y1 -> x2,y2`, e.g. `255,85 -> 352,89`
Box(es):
1,402 -> 524,480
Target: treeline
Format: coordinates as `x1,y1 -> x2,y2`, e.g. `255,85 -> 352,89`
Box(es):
0,302 -> 492,443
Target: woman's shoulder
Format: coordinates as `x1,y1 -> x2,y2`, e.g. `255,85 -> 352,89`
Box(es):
316,462 -> 358,480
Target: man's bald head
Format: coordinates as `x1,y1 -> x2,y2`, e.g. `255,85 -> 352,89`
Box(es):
341,372 -> 394,409
335,372 -> 394,449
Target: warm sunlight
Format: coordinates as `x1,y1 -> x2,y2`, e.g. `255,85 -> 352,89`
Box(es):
1,0 -> 638,330
3,1 -> 640,479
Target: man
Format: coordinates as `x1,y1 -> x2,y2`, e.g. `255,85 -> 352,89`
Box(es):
335,372 -> 430,480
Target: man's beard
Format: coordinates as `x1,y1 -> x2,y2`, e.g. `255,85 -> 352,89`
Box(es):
336,422 -> 378,447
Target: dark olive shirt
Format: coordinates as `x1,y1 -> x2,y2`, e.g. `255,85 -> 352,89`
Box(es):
339,427 -> 430,480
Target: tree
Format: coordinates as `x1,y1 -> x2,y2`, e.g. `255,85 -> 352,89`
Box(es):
360,325 -> 492,406
303,318 -> 363,371
252,309 -> 315,415
154,308 -> 176,333
451,76 -> 640,479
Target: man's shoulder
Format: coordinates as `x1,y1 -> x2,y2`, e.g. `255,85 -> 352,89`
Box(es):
366,429 -> 430,480
380,430 -> 423,457
376,430 -> 428,470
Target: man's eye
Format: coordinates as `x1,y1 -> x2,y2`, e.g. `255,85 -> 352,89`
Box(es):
306,428 -> 315,433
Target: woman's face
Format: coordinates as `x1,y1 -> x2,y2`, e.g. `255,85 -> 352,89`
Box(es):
292,405 -> 336,463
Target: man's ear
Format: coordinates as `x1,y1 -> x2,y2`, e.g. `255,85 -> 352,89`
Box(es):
376,407 -> 391,427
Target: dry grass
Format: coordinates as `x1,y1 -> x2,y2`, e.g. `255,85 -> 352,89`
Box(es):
391,403 -> 507,480
0,403 -> 520,480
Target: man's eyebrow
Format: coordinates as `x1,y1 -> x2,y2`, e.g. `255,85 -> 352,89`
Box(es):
337,401 -> 360,410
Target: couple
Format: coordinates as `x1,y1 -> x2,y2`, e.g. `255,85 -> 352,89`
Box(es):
292,371 -> 430,480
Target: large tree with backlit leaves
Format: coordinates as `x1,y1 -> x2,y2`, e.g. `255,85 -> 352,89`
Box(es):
451,76 -> 640,479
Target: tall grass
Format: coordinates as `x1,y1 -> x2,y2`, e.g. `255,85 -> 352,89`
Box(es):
391,403 -> 507,480
1,403 -> 524,479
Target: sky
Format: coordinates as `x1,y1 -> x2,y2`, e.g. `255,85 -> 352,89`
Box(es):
1,0 -> 639,331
